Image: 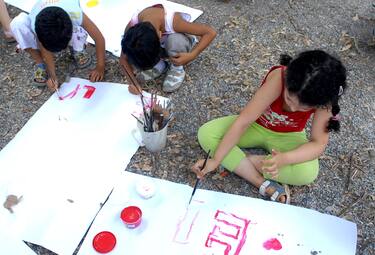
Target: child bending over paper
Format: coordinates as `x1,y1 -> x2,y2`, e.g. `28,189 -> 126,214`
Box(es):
10,0 -> 105,90
192,50 -> 347,204
120,1 -> 216,93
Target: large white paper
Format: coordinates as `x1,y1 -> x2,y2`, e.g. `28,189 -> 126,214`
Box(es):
78,171 -> 357,255
5,0 -> 203,56
0,78 -> 151,254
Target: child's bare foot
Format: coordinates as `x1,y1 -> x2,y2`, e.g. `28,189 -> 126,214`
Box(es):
4,30 -> 15,43
259,180 -> 290,204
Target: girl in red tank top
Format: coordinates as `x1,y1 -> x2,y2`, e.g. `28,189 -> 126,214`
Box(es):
193,50 -> 347,203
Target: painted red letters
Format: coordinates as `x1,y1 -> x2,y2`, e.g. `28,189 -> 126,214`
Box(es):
205,210 -> 250,255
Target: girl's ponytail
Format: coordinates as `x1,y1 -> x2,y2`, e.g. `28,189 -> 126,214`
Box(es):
327,99 -> 340,132
280,54 -> 293,66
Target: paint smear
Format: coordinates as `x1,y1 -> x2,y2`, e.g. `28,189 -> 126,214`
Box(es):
87,0 -> 99,7
173,207 -> 200,244
263,238 -> 282,250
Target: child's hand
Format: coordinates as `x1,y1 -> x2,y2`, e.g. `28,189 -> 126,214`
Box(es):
170,52 -> 195,66
128,84 -> 142,95
89,65 -> 104,82
46,78 -> 59,92
192,158 -> 219,179
261,149 -> 285,178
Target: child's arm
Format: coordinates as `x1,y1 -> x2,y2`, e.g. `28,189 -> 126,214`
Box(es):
171,14 -> 216,66
39,43 -> 58,91
82,13 -> 105,82
192,69 -> 283,178
119,52 -> 142,95
262,108 -> 331,176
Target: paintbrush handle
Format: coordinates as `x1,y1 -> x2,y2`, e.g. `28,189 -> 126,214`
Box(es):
202,150 -> 211,169
189,150 -> 211,205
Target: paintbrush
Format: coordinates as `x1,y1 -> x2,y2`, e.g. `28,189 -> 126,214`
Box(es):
52,79 -> 63,100
131,113 -> 144,125
188,150 -> 211,205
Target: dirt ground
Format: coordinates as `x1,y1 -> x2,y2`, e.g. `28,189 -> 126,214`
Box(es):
0,0 -> 374,254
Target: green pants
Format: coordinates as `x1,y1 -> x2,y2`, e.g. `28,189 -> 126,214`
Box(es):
197,115 -> 319,185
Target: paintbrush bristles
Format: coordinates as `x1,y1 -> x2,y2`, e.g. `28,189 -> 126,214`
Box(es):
138,93 -> 172,133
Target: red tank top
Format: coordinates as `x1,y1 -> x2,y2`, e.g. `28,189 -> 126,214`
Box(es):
255,66 -> 315,132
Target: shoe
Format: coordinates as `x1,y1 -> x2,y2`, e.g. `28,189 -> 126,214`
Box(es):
188,34 -> 199,48
137,61 -> 168,82
70,47 -> 92,69
162,66 -> 185,92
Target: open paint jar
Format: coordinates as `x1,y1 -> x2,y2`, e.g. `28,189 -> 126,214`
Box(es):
121,206 -> 142,228
92,231 -> 116,253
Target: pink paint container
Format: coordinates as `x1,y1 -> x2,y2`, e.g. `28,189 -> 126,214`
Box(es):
121,206 -> 142,228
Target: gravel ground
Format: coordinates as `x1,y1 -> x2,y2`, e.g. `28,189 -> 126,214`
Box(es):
1,1 -> 374,254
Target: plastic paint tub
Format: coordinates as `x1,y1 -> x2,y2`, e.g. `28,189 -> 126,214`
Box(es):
121,206 -> 142,228
92,231 -> 116,253
136,179 -> 156,199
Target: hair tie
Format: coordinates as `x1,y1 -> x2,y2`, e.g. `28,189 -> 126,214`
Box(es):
331,114 -> 340,121
338,86 -> 344,96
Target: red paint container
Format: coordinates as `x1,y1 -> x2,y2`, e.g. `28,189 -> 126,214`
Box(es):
92,231 -> 116,253
121,206 -> 142,228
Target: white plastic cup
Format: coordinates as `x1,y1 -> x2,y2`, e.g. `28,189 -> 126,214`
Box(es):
137,121 -> 169,153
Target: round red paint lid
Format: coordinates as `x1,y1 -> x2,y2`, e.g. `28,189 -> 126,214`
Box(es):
121,206 -> 142,223
92,231 -> 116,253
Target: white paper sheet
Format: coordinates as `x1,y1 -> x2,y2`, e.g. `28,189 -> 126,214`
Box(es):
5,0 -> 203,57
0,78 -> 153,254
78,171 -> 357,255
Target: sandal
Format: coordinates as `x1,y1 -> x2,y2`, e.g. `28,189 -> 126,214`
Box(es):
259,180 -> 291,204
71,48 -> 92,69
33,63 -> 48,87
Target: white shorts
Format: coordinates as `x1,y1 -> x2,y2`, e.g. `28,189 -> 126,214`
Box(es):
10,12 -> 88,52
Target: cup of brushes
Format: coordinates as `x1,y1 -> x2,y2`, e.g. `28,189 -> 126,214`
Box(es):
133,94 -> 173,153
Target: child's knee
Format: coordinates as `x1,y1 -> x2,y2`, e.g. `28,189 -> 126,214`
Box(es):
197,123 -> 211,147
71,26 -> 88,52
274,160 -> 319,186
165,33 -> 191,57
291,161 -> 320,185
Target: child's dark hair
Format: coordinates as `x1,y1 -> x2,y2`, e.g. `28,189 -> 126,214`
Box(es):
280,50 -> 347,132
121,22 -> 161,70
35,7 -> 72,52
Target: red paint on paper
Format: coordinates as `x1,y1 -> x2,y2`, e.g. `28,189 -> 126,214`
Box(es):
83,85 -> 96,99
173,208 -> 200,244
263,238 -> 282,250
205,210 -> 250,255
59,84 -> 80,100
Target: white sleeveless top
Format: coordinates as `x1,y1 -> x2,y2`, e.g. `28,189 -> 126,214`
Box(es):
129,1 -> 191,45
29,0 -> 83,33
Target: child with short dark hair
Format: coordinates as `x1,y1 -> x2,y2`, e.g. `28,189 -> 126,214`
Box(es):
192,50 -> 347,204
10,0 -> 105,90
120,2 -> 216,93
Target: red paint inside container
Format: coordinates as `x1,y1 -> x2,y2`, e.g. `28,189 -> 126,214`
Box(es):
121,206 -> 142,228
92,231 -> 116,253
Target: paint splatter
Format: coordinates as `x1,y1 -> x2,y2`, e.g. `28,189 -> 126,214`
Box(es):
310,251 -> 322,255
263,238 -> 282,250
87,0 -> 99,7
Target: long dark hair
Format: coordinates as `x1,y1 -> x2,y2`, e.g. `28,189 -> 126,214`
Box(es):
280,50 -> 347,132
